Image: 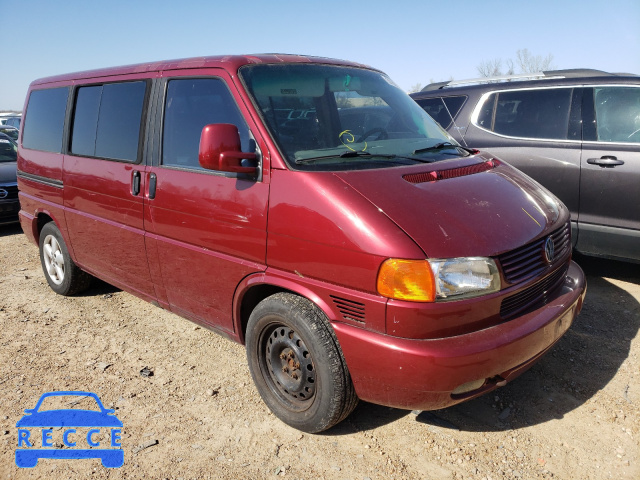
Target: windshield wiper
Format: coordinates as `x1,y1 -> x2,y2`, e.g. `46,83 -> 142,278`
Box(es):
412,142 -> 477,156
295,151 -> 397,164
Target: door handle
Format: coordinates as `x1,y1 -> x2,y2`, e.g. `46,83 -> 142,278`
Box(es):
132,171 -> 141,196
587,156 -> 624,168
148,173 -> 157,199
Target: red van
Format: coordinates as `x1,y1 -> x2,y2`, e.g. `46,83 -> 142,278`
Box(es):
17,55 -> 586,432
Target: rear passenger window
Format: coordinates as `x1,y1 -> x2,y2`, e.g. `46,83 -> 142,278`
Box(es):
478,89 -> 572,140
71,81 -> 147,162
594,86 -> 640,143
162,78 -> 251,169
22,87 -> 69,153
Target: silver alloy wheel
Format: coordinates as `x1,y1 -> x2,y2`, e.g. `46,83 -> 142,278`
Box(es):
42,234 -> 65,285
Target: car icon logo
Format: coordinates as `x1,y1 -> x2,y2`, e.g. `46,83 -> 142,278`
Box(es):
0,188 -> 8,199
15,391 -> 123,468
544,236 -> 555,264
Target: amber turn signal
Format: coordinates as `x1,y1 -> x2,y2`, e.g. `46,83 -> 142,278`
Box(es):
377,259 -> 436,302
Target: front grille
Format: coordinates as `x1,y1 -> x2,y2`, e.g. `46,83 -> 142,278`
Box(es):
0,185 -> 18,200
498,223 -> 571,285
331,296 -> 365,323
500,263 -> 568,319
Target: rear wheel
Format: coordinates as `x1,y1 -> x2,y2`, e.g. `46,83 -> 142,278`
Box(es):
39,222 -> 92,295
246,292 -> 358,433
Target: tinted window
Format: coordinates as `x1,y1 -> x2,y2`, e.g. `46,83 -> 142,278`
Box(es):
476,89 -> 573,140
96,82 -> 146,160
0,137 -> 17,162
491,89 -> 572,139
5,117 -> 21,128
71,81 -> 146,162
0,127 -> 19,142
22,87 -> 69,152
162,78 -> 251,169
416,96 -> 466,129
476,93 -> 496,130
594,86 -> 640,143
443,96 -> 466,118
416,98 -> 451,128
71,86 -> 101,156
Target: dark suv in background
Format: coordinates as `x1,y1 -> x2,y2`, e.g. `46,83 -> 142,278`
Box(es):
0,132 -> 19,225
411,70 -> 640,263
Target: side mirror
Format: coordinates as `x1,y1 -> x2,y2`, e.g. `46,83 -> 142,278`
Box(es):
199,124 -> 257,175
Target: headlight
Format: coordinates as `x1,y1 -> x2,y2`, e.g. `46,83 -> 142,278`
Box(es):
377,257 -> 500,302
429,257 -> 500,300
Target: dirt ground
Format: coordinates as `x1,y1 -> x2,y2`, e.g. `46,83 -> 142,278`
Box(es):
0,223 -> 638,480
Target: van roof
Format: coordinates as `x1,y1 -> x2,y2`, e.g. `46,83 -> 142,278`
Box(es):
30,54 -> 376,86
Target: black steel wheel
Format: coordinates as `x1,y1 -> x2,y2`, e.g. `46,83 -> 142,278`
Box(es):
246,293 -> 358,433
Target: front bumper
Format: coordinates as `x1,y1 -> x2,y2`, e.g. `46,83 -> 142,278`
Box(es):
332,260 -> 586,411
0,198 -> 20,225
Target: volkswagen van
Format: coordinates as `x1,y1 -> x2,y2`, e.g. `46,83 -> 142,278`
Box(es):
17,54 -> 586,432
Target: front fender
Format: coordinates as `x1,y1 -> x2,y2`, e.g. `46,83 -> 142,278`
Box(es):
232,268 -> 387,344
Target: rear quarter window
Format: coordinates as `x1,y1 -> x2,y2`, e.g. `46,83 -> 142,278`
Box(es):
415,96 -> 466,129
22,87 -> 69,152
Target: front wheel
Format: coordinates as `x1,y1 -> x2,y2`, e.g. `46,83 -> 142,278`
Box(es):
246,293 -> 358,433
39,222 -> 93,295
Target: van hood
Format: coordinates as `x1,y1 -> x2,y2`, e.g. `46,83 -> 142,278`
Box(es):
333,156 -> 567,259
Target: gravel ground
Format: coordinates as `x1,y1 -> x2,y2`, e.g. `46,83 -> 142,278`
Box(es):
0,223 -> 638,480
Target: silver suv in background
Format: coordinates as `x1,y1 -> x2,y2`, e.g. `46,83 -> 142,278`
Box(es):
411,69 -> 640,263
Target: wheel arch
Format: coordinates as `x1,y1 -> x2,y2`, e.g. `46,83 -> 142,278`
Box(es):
32,209 -> 79,264
233,272 -> 337,345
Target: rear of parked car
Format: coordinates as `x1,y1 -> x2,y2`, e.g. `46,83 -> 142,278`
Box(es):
18,55 -> 585,432
411,70 -> 640,263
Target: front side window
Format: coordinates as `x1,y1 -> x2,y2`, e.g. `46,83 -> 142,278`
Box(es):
240,64 -> 461,171
71,81 -> 146,162
162,78 -> 252,169
594,86 -> 640,143
22,87 -> 69,153
476,88 -> 572,140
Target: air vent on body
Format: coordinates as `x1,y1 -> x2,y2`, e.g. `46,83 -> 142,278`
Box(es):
331,296 -> 365,323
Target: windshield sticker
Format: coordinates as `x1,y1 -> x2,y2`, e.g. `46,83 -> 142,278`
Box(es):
339,130 -> 367,152
343,74 -> 352,92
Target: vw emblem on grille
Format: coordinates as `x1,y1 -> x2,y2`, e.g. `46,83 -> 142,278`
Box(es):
544,236 -> 555,264
0,189 -> 8,199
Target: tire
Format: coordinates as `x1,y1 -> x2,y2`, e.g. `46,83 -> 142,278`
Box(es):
246,292 -> 358,433
39,222 -> 92,296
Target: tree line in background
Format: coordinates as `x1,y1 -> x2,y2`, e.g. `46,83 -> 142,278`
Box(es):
408,48 -> 555,93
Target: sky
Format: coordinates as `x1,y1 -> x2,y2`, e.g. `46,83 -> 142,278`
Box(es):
2,0 -> 639,111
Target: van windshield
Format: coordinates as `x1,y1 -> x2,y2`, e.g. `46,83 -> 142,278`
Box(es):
240,64 -> 465,171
